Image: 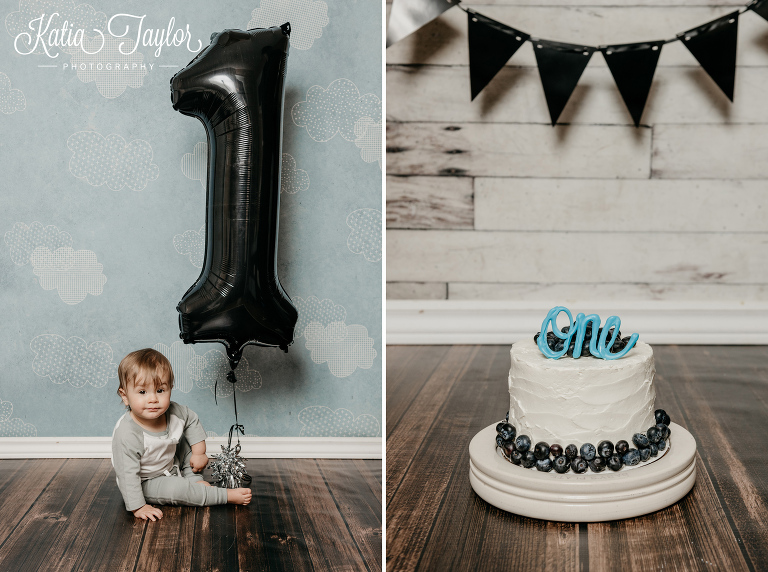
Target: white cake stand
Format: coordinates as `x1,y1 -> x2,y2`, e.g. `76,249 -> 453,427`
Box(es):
469,422 -> 696,522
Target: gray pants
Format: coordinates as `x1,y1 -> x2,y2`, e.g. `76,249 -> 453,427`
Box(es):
142,438 -> 228,507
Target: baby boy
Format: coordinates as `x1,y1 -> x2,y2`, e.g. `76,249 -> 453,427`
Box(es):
111,348 -> 252,520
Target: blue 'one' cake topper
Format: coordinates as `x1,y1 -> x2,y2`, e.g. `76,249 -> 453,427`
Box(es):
536,306 -> 639,360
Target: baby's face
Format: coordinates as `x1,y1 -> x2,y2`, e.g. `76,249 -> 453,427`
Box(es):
120,372 -> 172,425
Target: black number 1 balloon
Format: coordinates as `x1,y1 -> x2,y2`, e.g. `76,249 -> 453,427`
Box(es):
170,24 -> 298,371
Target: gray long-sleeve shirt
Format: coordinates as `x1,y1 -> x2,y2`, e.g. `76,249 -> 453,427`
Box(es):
110,401 -> 208,511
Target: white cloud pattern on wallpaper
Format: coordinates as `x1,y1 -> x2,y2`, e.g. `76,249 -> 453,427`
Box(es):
5,0 -> 106,55
182,141 -> 207,189
354,117 -> 382,169
0,72 -> 25,114
189,349 -> 262,398
346,208 -> 381,262
4,222 -> 72,265
0,398 -> 36,437
298,406 -> 379,437
248,0 -> 329,50
68,131 -> 159,191
292,79 -> 381,142
30,334 -> 117,388
173,225 -> 205,268
67,34 -> 148,98
281,153 -> 309,194
304,321 -> 376,378
293,296 -> 346,339
31,246 -> 105,304
154,341 -> 197,393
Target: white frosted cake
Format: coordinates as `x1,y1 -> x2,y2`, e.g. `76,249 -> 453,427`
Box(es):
508,338 -> 656,447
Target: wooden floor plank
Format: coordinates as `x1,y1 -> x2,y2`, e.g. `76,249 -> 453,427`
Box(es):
0,458 -> 102,571
190,504 -> 239,572
68,462 -> 146,572
134,503 -> 196,572
256,458 -> 314,572
0,459 -> 65,552
387,345 -> 479,506
317,459 -> 383,572
386,345 -> 449,439
355,459 -> 383,504
588,455 -> 748,572
658,345 -> 768,569
42,459 -> 119,572
283,458 -> 366,571
386,347 -> 508,572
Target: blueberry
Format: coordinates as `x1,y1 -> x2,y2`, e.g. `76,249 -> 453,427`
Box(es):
589,456 -> 606,473
533,442 -> 550,460
632,433 -> 650,448
511,450 -> 523,465
646,426 -> 660,444
597,440 -> 614,458
553,455 -> 570,473
502,440 -> 516,457
536,458 -> 553,472
515,435 -> 531,453
607,454 -> 623,471
622,449 -> 641,466
521,451 -> 537,468
658,439 -> 667,451
639,447 -> 651,462
554,340 -> 564,352
655,409 -> 668,425
495,435 -> 505,448
561,325 -> 570,334
580,443 -> 596,462
496,422 -> 505,434
565,444 -> 578,459
650,443 -> 658,457
657,423 -> 670,440
499,423 -> 516,442
616,440 -> 629,455
534,332 -> 540,343
571,457 -> 588,474
550,444 -> 563,458
662,413 -> 671,425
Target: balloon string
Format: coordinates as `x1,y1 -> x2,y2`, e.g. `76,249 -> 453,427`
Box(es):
226,368 -> 251,484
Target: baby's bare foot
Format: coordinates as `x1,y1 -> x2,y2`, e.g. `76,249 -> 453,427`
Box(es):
195,480 -> 212,487
227,488 -> 252,505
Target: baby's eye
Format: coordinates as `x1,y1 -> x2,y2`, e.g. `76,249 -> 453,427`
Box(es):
157,388 -> 165,393
138,390 -> 145,394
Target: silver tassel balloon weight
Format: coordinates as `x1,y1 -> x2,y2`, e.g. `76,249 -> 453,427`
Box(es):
210,442 -> 252,489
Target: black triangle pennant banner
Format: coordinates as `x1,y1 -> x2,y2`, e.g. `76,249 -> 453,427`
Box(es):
467,11 -> 529,100
533,39 -> 595,125
750,0 -> 768,22
601,41 -> 664,126
678,11 -> 739,101
386,0 -> 461,48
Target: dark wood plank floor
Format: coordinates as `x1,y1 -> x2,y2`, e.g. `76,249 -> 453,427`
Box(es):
386,345 -> 768,571
0,457 -> 382,571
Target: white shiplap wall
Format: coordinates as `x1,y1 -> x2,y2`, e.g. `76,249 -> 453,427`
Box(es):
386,0 -> 768,309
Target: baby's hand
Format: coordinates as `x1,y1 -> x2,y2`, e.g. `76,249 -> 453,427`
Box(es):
133,504 -> 163,521
190,453 -> 209,473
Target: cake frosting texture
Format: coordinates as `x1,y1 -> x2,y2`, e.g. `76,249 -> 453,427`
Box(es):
508,338 -> 656,447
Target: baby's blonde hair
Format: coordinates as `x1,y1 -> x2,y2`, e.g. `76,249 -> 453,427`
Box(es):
117,348 -> 174,398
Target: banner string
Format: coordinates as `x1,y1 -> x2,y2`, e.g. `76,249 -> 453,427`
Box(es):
459,0 -> 759,48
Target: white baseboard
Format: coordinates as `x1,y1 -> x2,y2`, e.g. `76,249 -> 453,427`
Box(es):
0,436 -> 382,459
387,300 -> 768,345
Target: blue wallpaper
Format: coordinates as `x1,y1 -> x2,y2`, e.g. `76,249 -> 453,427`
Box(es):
0,0 -> 382,439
